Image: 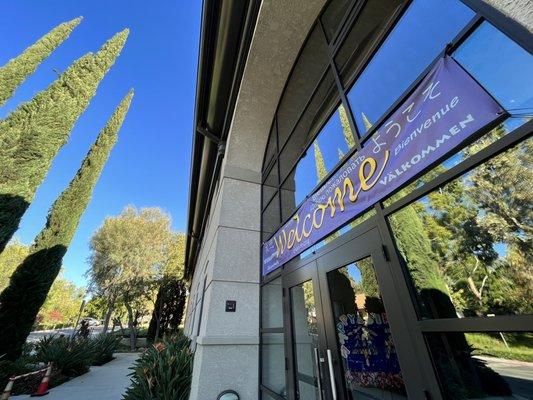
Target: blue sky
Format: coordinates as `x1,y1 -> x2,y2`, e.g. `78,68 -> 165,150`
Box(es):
0,1 -> 201,286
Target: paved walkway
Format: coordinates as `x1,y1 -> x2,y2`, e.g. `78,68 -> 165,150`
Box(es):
12,352 -> 139,400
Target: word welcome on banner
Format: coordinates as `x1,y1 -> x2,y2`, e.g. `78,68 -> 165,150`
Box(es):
262,56 -> 504,276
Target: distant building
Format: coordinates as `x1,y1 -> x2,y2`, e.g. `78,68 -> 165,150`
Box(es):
184,1 -> 532,399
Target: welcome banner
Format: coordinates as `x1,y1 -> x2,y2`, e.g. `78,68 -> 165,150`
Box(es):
262,56 -> 504,276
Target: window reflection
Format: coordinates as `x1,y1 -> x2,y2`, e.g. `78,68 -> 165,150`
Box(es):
335,0 -> 406,86
290,280 -> 321,400
262,194 -> 280,241
427,332 -> 533,399
281,104 -> 355,218
262,162 -> 278,211
279,70 -> 338,182
277,25 -> 329,148
320,0 -> 354,41
454,21 -> 533,114
389,138 -> 532,319
261,332 -> 287,396
347,0 -> 474,134
327,259 -> 406,398
262,277 -> 283,329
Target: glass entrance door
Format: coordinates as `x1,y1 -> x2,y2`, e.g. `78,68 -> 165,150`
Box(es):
322,257 -> 407,399
285,262 -> 331,400
315,227 -> 410,400
284,227 -> 418,400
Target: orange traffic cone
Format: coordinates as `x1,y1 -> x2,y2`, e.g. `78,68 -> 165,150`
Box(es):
1,377 -> 15,400
31,363 -> 52,397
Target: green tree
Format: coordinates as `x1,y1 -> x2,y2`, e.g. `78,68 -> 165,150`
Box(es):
465,133 -> 532,314
0,29 -> 129,253
0,17 -> 82,106
87,206 -> 175,349
37,275 -> 84,329
361,112 -> 373,132
0,239 -> 29,291
313,142 -> 327,182
147,233 -> 186,342
0,90 -> 133,360
339,104 -> 356,149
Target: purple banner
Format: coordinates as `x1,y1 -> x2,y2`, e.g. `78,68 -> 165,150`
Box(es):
262,56 -> 504,276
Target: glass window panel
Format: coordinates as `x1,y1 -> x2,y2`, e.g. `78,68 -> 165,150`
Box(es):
347,0 -> 474,135
277,25 -> 329,147
263,122 -> 277,172
262,277 -> 283,329
263,162 -> 278,210
279,69 -> 337,181
290,280 -> 321,400
335,0 -> 406,87
454,21 -> 533,114
262,194 -> 280,239
261,332 -> 287,397
426,332 -> 533,399
320,0 -> 354,42
327,259 -> 407,398
389,138 -> 533,319
280,103 -> 355,220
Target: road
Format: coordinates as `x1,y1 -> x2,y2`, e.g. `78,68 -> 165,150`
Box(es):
477,356 -> 533,399
27,326 -> 104,342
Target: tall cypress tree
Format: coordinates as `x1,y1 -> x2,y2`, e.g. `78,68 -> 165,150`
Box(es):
313,142 -> 327,182
0,90 -> 133,360
338,104 -> 356,149
0,29 -> 129,253
0,17 -> 82,106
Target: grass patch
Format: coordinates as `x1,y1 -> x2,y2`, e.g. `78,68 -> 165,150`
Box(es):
466,332 -> 533,362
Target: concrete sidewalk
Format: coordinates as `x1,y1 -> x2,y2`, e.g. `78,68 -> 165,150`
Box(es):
12,352 -> 139,400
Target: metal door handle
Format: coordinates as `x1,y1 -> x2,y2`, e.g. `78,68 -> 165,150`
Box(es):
326,349 -> 338,400
313,348 -> 323,400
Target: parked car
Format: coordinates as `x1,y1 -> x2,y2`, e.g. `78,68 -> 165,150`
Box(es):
81,317 -> 102,327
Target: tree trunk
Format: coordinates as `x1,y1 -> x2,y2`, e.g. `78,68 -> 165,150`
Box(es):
102,300 -> 114,333
124,302 -> 136,351
147,286 -> 163,343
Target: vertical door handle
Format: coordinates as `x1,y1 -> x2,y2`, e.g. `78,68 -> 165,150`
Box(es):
313,348 -> 323,400
326,349 -> 338,400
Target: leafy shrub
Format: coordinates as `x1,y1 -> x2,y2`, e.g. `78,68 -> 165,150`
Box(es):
123,335 -> 192,400
91,333 -> 120,366
0,343 -> 48,395
34,335 -> 93,378
119,327 -> 148,338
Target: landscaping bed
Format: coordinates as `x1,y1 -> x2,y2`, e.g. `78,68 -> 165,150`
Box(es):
0,333 -> 121,395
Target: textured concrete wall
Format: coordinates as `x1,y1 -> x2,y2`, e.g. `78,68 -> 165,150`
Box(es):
185,1 -> 326,399
482,0 -> 533,32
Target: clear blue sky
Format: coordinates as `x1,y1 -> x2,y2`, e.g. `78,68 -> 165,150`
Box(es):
0,1 -> 201,287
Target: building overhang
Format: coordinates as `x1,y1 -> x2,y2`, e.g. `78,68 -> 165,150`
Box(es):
185,0 -> 260,280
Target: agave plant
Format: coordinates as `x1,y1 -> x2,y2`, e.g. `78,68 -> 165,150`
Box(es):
122,334 -> 192,400
34,335 -> 93,378
90,333 -> 121,366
